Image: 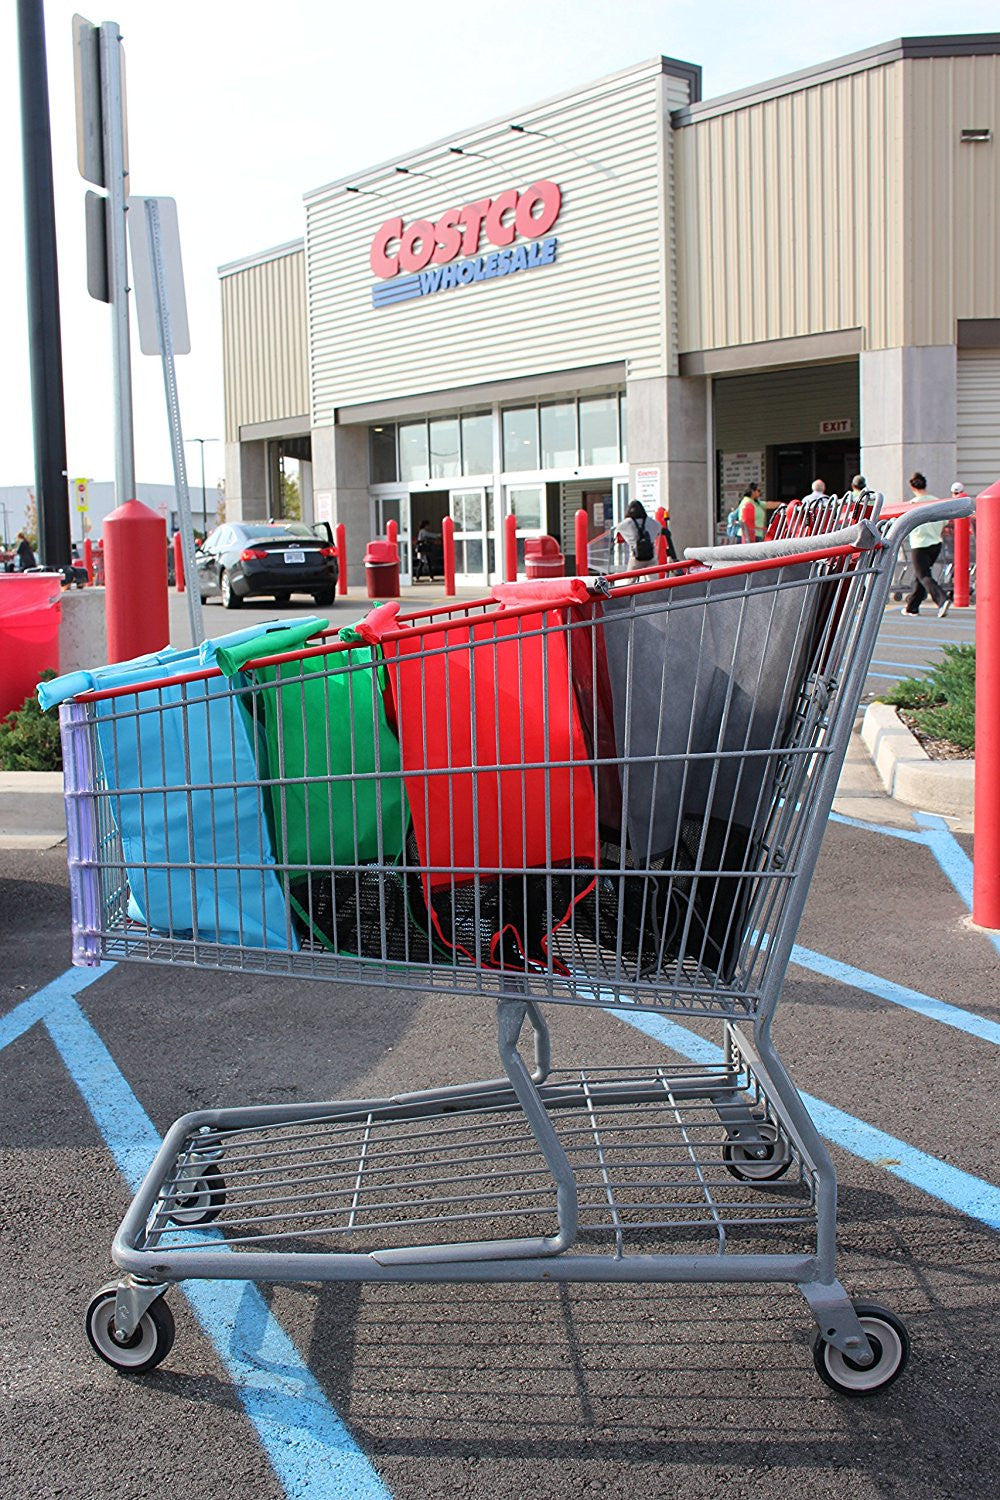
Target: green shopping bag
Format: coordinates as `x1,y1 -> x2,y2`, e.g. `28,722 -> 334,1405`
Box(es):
216,624 -> 406,881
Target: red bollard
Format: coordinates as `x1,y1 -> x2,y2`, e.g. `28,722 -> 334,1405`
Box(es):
173,531 -> 185,593
103,499 -> 169,663
504,513 -> 518,583
575,508 -> 589,575
386,518 -> 398,559
974,479 -> 1000,928
82,536 -> 93,584
442,515 -> 456,596
954,515 -> 971,608
335,523 -> 348,595
654,507 -> 668,565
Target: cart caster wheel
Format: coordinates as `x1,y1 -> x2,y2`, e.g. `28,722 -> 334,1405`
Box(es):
722,1119 -> 791,1182
892,591 -> 902,602
85,1286 -> 175,1374
812,1302 -> 909,1396
167,1163 -> 226,1226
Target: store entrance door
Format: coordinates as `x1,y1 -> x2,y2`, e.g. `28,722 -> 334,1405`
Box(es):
373,493 -> 411,584
450,488 -> 490,585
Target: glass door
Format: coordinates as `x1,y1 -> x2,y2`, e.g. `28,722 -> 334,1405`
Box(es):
505,483 -> 546,576
373,493 -> 411,584
450,488 -> 488,585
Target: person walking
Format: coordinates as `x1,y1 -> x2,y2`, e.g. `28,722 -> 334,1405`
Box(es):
803,478 -> 827,501
902,472 -> 950,618
615,500 -> 657,568
739,482 -> 766,542
15,532 -> 36,571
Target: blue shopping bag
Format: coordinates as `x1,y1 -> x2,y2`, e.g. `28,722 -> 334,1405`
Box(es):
40,619 -> 325,950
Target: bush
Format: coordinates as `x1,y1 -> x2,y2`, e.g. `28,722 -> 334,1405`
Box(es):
882,643 -> 975,752
0,671 -> 63,771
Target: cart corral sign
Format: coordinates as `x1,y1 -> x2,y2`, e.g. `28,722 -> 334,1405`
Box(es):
369,180 -> 562,309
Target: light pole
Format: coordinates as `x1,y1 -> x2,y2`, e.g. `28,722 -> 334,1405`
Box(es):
184,438 -> 219,534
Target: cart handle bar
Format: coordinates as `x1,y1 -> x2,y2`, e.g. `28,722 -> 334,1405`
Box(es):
73,539 -> 871,704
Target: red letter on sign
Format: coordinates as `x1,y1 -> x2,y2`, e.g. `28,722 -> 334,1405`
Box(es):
515,181 -> 562,239
370,217 -> 403,278
460,199 -> 491,256
485,188 -> 519,247
399,219 -> 437,273
433,207 -> 464,264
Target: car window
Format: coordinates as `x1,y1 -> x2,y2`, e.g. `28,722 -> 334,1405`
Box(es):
240,524 -> 314,543
202,527 -> 223,552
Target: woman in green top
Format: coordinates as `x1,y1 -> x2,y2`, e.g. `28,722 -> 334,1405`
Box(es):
902,472 -> 950,618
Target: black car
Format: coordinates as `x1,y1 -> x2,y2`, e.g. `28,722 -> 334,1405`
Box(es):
195,522 -> 338,609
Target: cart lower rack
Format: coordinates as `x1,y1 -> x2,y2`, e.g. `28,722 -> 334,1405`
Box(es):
58,499 -> 971,1395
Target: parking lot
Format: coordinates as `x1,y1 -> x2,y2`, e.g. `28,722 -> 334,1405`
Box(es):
0,592 -> 995,1497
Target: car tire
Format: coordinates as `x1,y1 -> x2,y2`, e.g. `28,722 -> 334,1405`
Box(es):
313,588 -> 335,607
220,569 -> 242,609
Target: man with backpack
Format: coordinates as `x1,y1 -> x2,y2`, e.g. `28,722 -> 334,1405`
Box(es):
616,500 -> 658,569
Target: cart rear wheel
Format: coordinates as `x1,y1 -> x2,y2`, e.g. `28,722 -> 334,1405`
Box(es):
85,1286 -> 175,1374
167,1163 -> 226,1226
722,1120 -> 791,1182
812,1302 -> 909,1396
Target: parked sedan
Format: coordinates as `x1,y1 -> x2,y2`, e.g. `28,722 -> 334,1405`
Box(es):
195,522 -> 338,609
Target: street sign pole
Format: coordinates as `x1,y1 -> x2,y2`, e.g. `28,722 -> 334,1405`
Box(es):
137,196 -> 203,644
98,20 -> 135,509
17,0 -> 72,567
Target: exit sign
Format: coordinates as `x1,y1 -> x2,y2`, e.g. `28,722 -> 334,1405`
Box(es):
819,418 -> 853,436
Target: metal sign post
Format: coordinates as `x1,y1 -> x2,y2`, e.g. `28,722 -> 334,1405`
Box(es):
129,195 -> 203,645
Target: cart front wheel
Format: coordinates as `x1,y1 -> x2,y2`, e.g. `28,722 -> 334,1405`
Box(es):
85,1286 -> 175,1374
166,1163 -> 226,1226
812,1302 -> 909,1396
722,1119 -> 791,1182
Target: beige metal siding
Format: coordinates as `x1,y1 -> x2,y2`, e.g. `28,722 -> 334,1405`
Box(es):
220,247 -> 309,442
676,63 -> 904,353
957,349 -> 1000,494
713,361 -> 859,450
306,63 -> 670,425
904,57 -> 1000,346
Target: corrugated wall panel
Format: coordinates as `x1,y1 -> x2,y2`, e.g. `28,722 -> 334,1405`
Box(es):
904,57 -> 1000,346
713,361 -> 859,450
306,64 -> 672,424
957,350 -> 1000,495
675,62 -> 904,353
220,248 -> 309,442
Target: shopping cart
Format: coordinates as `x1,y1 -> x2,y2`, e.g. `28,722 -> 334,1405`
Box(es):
56,499 -> 969,1395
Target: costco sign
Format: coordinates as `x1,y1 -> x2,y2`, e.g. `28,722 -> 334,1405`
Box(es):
369,180 -> 562,308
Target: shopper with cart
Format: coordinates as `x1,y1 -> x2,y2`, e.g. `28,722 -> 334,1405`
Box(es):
902,472 -> 950,617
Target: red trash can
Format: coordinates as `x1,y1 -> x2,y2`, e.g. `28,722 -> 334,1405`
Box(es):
524,535 -> 565,579
0,573 -> 63,722
365,540 -> 400,599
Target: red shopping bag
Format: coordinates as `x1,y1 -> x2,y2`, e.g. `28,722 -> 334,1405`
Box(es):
356,599 -> 597,969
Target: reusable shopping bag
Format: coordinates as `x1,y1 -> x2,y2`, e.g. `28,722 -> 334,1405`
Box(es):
355,596 -> 597,971
39,619 -> 317,950
214,622 -> 407,956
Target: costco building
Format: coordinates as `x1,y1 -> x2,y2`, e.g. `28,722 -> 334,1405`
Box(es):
220,33 -> 1000,583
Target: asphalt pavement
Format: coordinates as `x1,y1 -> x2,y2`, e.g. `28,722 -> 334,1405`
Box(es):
0,711 -> 997,1498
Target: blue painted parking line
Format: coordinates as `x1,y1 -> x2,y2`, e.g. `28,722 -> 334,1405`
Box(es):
828,811 -> 926,843
0,978 -> 391,1500
789,943 -> 1000,1047
611,1009 -> 1000,1233
0,962 -> 113,1051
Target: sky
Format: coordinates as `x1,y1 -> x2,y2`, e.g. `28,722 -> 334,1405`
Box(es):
2,0 -> 999,498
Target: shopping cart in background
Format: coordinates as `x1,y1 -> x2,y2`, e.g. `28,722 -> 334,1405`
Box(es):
55,498 -> 969,1395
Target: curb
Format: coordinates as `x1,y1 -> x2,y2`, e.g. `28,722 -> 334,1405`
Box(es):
0,770 -> 66,849
860,702 -> 974,818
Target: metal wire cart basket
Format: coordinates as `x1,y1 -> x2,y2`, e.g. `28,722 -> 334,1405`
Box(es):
58,498 -> 969,1394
